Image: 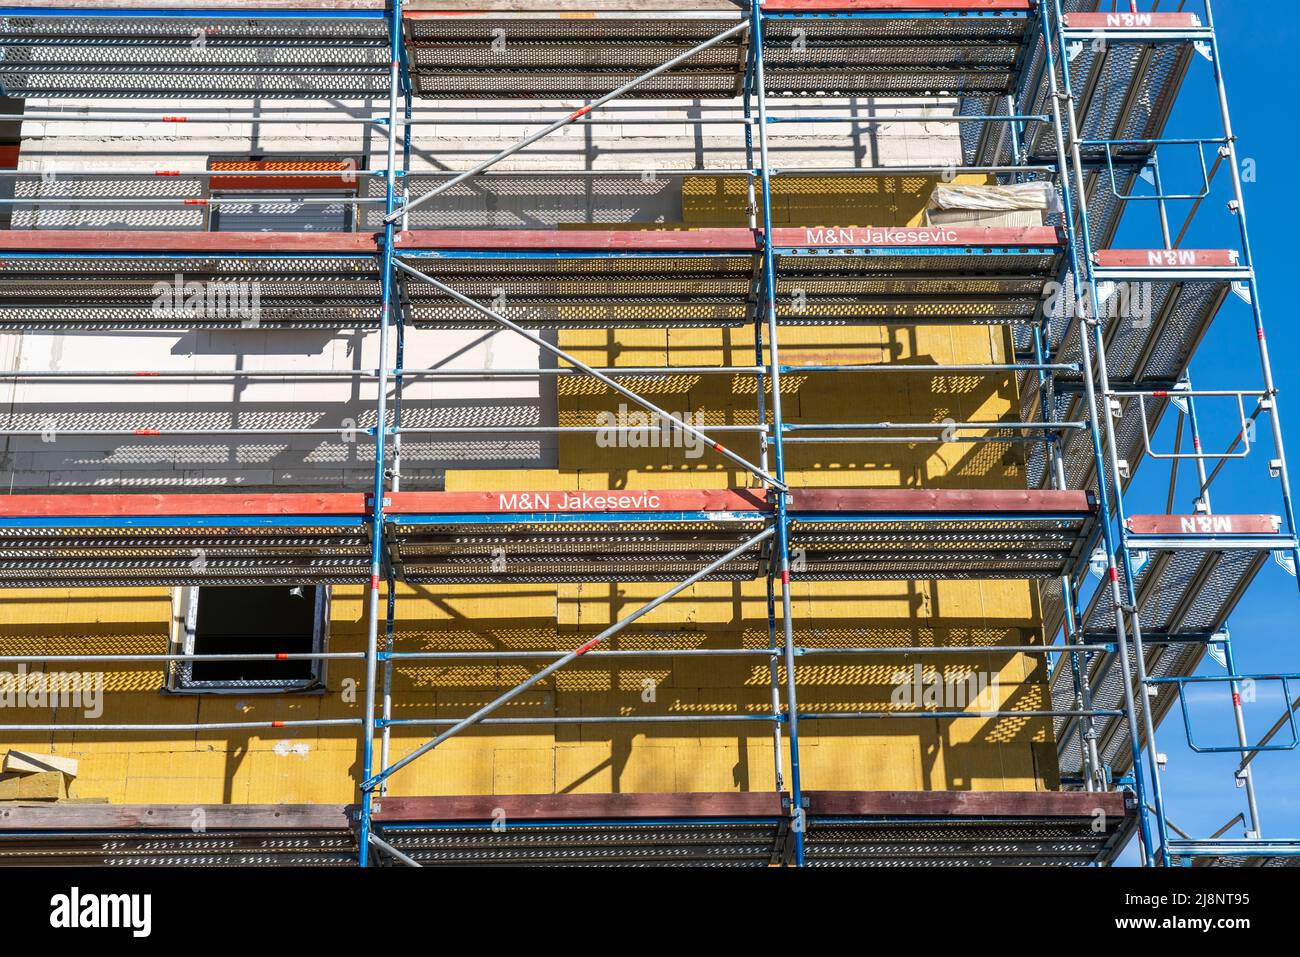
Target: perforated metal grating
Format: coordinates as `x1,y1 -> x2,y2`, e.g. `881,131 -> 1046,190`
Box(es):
405,12 -> 744,100
789,515 -> 1091,580
1026,275 -> 1230,500
401,249 -> 754,328
975,1 -> 1185,245
399,244 -> 1059,329
770,247 -> 1059,327
0,237 -> 1063,331
1050,281 -> 1226,380
404,10 -> 1031,100
1010,15 -> 1190,162
805,820 -> 1118,867
0,13 -> 389,98
389,518 -> 768,584
0,522 -> 371,587
0,831 -> 358,868
385,505 -> 1096,585
761,13 -> 1029,98
0,255 -> 383,330
375,823 -> 778,866
0,812 -> 1127,867
0,4 -> 1134,110
1053,547 -> 1269,779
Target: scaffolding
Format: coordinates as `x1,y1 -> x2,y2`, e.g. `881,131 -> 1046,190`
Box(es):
0,0 -> 1297,867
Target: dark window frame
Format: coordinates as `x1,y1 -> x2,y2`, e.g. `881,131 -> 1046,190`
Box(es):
167,585 -> 331,695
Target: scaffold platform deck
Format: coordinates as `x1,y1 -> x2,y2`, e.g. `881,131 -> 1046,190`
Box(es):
1,1 -> 1039,101
0,231 -> 382,330
0,493 -> 373,588
1052,515 -> 1291,780
1024,250 -> 1242,492
0,227 -> 1065,330
0,488 -> 1098,587
0,789 -> 1135,867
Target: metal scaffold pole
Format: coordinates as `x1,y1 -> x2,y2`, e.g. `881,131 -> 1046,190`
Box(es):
358,0 -> 405,868
1020,40 -> 1101,791
743,29 -> 786,796
1180,375 -> 1262,834
1050,0 -> 1184,864
378,73 -> 413,784
1042,0 -> 1158,865
1203,0 -> 1300,584
750,0 -> 805,867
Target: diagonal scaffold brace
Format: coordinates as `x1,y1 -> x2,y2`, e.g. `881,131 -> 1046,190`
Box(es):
368,832 -> 422,868
393,258 -> 786,491
362,525 -> 777,792
383,19 -> 752,225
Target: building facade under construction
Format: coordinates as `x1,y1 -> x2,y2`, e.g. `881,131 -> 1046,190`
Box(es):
0,0 -> 1296,867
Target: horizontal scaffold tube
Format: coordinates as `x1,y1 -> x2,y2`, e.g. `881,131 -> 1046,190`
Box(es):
381,645 -> 1112,661
0,363 -> 1074,380
378,709 -> 1123,728
0,709 -> 1122,735
0,646 -> 1114,666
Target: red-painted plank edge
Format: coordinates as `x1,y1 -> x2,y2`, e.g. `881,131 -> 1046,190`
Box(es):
1064,12 -> 1202,30
1127,514 -> 1282,536
0,226 -> 1064,257
0,231 -> 379,255
396,227 -> 756,252
791,488 -> 1096,515
0,790 -> 1131,831
402,1 -> 1032,13
0,803 -> 354,832
0,493 -> 368,518
396,225 -> 1062,251
388,488 -> 1095,516
774,224 -> 1062,247
370,788 -> 1128,823
0,488 -> 1101,520
1095,249 -> 1239,269
764,1 -> 1032,11
0,0 -> 384,8
388,488 -> 770,514
806,789 -> 1131,818
375,791 -> 784,822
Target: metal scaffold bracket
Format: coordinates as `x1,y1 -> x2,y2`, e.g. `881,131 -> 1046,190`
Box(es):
1276,551 -> 1297,577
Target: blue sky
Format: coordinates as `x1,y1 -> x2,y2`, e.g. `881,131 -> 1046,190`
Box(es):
1088,0 -> 1300,864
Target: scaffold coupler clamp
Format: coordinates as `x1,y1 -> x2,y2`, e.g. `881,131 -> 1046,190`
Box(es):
765,487 -> 794,509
